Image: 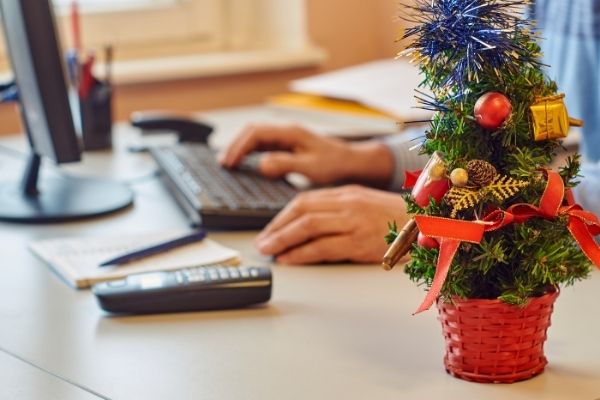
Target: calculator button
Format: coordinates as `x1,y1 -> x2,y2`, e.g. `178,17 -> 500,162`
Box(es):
240,268 -> 250,278
209,270 -> 219,280
250,268 -> 259,277
228,269 -> 240,279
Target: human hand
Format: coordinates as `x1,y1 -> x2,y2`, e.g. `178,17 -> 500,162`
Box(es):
255,185 -> 409,264
219,124 -> 394,187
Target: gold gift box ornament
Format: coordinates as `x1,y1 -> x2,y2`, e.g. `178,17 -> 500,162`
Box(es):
530,93 -> 583,141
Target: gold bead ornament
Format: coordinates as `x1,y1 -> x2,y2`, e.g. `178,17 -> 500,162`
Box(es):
450,168 -> 469,187
428,162 -> 447,180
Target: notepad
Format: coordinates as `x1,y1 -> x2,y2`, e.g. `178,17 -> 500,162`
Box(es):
30,230 -> 240,289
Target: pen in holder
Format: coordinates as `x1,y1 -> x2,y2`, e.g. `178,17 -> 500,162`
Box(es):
65,4 -> 114,151
79,78 -> 113,151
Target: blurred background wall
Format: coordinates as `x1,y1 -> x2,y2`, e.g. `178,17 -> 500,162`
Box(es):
0,0 -> 408,135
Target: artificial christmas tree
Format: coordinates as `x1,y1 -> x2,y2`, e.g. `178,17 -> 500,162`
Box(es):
383,0 -> 600,383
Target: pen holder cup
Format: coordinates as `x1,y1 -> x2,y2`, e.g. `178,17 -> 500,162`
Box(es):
79,79 -> 113,151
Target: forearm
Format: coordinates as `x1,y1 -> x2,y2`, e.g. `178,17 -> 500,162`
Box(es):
343,141 -> 396,188
340,129 -> 428,190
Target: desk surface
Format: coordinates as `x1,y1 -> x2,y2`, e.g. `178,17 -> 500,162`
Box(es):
0,350 -> 100,400
0,108 -> 599,399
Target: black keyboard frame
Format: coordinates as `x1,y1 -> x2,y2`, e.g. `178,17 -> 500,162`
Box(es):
150,144 -> 297,230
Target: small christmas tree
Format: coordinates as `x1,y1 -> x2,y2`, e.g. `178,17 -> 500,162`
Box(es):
383,0 -> 600,383
386,0 -> 600,311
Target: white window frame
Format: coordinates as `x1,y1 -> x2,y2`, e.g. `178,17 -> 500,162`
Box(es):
52,0 -> 178,13
0,0 -> 326,84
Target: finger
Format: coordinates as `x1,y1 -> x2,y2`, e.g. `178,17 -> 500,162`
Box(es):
275,235 -> 350,264
220,127 -> 256,168
221,125 -> 308,168
257,189 -> 346,240
256,212 -> 349,255
259,152 -> 307,179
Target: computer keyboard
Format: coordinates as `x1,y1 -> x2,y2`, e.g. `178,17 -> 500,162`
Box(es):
150,144 -> 298,229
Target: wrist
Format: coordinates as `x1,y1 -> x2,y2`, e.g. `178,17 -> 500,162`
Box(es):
343,141 -> 394,188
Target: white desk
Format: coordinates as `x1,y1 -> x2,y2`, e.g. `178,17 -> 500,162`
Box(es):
0,350 -> 101,399
0,107 -> 599,399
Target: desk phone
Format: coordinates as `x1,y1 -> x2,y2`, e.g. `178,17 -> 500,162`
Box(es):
92,265 -> 272,314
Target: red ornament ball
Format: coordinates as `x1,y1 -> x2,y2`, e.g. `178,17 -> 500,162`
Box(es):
474,92 -> 512,130
417,232 -> 439,249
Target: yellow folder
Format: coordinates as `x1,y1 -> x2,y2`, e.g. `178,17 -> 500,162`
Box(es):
268,93 -> 395,119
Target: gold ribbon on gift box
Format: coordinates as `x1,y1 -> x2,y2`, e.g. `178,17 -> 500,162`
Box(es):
530,93 -> 584,141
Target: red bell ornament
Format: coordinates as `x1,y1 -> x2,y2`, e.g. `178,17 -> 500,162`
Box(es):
417,232 -> 439,249
474,92 -> 512,130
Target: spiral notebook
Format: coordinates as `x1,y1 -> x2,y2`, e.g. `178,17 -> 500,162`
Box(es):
29,230 -> 240,289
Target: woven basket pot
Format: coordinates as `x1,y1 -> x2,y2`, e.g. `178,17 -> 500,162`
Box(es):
436,290 -> 559,383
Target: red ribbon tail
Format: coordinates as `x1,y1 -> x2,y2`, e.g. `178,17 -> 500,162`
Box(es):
413,238 -> 461,315
568,217 -> 600,268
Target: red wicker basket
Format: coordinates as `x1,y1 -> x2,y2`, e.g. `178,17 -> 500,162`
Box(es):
436,290 -> 559,383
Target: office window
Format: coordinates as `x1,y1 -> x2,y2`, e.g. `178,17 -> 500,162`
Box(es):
0,0 -> 325,83
52,0 -> 177,11
53,0 -> 226,58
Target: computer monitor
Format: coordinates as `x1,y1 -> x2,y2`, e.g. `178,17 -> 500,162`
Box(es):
0,0 -> 133,223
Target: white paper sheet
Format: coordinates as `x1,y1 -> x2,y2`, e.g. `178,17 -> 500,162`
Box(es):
30,230 -> 240,288
290,58 -> 432,121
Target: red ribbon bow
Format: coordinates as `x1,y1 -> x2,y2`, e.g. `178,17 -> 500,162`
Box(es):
406,169 -> 600,314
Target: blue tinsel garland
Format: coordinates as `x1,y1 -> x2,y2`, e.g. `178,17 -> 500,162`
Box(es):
401,0 -> 539,94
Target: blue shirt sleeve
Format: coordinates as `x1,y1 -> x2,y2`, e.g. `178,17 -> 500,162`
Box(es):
379,127 -> 429,191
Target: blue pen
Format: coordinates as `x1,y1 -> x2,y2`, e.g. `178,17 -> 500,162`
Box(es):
66,49 -> 79,87
0,84 -> 18,102
99,229 -> 207,267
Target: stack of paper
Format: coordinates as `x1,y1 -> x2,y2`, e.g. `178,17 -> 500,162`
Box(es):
30,230 -> 240,289
288,58 -> 432,121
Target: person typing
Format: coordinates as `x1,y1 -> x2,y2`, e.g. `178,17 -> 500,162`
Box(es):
219,124 -> 427,264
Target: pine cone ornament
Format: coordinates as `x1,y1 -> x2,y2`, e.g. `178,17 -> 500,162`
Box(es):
466,160 -> 497,187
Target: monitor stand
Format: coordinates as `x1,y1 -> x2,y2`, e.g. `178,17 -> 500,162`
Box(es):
0,152 -> 134,223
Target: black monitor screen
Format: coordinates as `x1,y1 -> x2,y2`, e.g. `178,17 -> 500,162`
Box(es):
0,0 -> 80,163
0,0 -> 133,223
